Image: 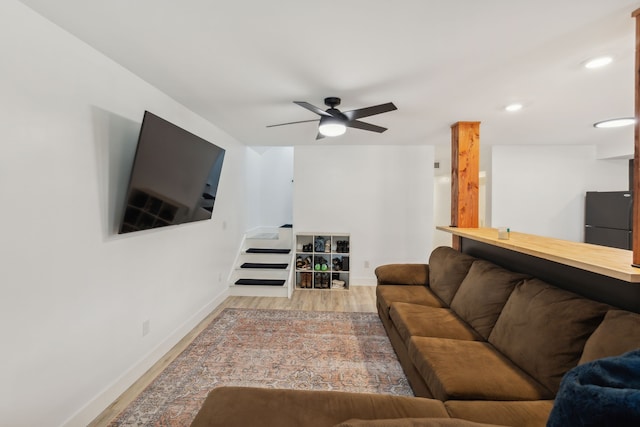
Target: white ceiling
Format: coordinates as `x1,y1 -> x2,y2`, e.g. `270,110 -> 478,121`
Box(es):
18,0 -> 640,148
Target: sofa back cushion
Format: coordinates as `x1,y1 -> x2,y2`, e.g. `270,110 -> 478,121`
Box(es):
450,260 -> 528,339
578,309 -> 640,365
488,278 -> 609,392
428,247 -> 476,306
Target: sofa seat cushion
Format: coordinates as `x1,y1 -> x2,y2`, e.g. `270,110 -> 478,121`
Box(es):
408,337 -> 553,401
578,309 -> 640,365
335,418 -> 508,427
390,302 -> 482,344
377,285 -> 446,320
445,400 -> 555,427
449,260 -> 528,339
191,386 -> 451,427
488,279 -> 609,393
428,247 -> 477,306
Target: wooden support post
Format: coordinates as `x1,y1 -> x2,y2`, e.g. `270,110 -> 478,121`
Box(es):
633,9 -> 640,267
451,121 -> 480,250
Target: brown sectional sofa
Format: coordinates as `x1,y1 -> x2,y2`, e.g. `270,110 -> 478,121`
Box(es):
191,246 -> 640,427
375,246 -> 640,425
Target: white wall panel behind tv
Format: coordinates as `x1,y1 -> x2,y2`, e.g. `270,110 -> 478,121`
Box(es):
0,1 -> 252,426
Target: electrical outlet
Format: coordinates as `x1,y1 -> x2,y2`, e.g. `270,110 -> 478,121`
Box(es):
142,319 -> 150,337
364,260 -> 370,269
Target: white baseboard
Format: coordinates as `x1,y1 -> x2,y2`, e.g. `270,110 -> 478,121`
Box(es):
62,289 -> 230,427
350,277 -> 377,286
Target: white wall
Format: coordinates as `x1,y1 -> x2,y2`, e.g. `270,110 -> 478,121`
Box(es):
253,146 -> 294,227
294,145 -> 435,284
244,148 -> 263,230
432,145 -> 452,249
595,129 -> 633,160
491,145 -> 628,241
432,174 -> 453,248
0,2 -> 252,426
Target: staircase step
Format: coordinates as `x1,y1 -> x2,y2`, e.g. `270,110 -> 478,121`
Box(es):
246,248 -> 291,254
234,279 -> 286,286
241,262 -> 288,269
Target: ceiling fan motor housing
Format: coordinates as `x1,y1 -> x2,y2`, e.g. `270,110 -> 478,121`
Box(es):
324,97 -> 341,108
326,109 -> 347,120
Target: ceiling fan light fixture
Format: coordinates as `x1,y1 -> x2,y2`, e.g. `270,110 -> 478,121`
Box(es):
593,117 -> 635,128
318,117 -> 346,137
268,97 -> 396,139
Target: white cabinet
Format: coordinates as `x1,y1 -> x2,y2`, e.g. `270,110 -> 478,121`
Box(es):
295,233 -> 350,290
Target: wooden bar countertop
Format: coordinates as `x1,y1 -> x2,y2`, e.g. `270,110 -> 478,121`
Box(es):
437,226 -> 640,283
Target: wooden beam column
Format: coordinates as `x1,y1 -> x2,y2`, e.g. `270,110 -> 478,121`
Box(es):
451,121 -> 480,250
633,9 -> 640,267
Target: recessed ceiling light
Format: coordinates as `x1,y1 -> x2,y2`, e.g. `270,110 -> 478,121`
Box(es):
505,103 -> 523,112
593,117 -> 635,128
584,56 -> 613,69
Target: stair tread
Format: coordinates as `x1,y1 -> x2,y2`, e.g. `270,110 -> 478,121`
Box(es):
241,262 -> 288,269
234,279 -> 286,286
246,248 -> 291,254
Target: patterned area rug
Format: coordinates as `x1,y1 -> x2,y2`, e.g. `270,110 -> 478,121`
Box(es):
110,308 -> 412,426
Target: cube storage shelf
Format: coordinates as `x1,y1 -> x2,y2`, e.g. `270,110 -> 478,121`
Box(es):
295,233 -> 350,290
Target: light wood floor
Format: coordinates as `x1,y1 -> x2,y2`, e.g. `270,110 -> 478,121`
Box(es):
89,286 -> 377,426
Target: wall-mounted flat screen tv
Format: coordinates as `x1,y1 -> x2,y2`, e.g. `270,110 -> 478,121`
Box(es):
119,111 -> 225,234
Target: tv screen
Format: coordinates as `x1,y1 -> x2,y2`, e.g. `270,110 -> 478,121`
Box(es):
119,111 -> 225,234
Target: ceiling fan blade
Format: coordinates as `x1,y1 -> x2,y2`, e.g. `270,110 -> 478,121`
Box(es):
343,102 -> 397,121
266,118 -> 319,128
294,101 -> 333,117
346,119 -> 388,133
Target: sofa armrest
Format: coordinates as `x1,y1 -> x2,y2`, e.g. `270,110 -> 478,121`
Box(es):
375,264 -> 429,286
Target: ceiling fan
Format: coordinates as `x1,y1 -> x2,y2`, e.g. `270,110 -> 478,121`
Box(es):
267,97 -> 397,140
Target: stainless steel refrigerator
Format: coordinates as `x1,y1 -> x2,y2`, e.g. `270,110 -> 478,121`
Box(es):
584,191 -> 633,250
